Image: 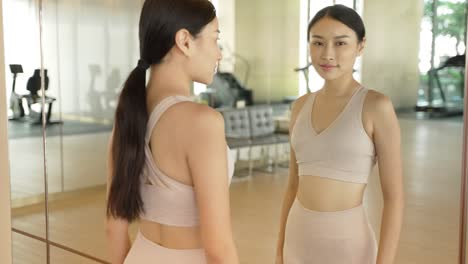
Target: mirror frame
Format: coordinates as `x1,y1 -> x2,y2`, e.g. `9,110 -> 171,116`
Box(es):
459,19 -> 468,264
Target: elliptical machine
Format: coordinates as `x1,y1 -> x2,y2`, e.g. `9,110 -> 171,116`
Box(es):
9,64 -> 24,120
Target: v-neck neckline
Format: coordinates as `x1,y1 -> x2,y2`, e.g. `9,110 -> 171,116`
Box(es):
308,86 -> 362,136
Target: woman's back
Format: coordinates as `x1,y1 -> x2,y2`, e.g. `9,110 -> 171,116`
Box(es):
140,95 -> 234,249
107,1 -> 239,263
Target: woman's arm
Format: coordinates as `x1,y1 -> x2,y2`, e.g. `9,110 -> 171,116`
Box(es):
105,132 -> 131,264
275,95 -> 308,263
186,106 -> 239,264
371,94 -> 405,264
275,148 -> 299,263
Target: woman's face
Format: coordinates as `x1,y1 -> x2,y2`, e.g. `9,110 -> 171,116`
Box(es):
308,16 -> 365,81
190,17 -> 223,84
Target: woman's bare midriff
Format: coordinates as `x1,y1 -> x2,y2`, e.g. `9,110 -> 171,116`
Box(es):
139,220 -> 203,249
297,176 -> 367,212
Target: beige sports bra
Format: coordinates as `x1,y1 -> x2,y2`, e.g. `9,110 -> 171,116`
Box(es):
291,87 -> 376,184
140,95 -> 235,226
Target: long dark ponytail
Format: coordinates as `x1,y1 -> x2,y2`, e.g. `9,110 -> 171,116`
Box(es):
106,0 -> 216,221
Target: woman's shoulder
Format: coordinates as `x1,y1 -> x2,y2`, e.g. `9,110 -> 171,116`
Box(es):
186,102 -> 223,122
288,93 -> 314,131
177,102 -> 225,135
292,92 -> 313,113
363,88 -> 395,117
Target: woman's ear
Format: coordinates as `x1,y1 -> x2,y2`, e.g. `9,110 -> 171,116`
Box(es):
175,29 -> 195,57
357,37 -> 366,56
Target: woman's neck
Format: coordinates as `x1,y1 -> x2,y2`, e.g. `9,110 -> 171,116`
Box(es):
321,74 -> 360,97
146,62 -> 192,101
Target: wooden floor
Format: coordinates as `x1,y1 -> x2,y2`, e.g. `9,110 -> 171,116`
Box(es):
10,117 -> 465,263
8,133 -> 109,201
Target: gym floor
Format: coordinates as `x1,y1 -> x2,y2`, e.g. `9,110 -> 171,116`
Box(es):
9,117 -> 464,263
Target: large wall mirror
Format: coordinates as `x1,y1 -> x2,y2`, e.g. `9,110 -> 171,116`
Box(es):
4,0 -> 468,263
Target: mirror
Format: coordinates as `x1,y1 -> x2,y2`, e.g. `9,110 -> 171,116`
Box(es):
5,0 -> 467,263
42,0 -> 143,262
5,0 -> 47,263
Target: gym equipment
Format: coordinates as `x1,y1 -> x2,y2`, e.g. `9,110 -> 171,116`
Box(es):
8,64 -> 24,120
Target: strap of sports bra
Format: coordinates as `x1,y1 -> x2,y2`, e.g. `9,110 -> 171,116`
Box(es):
296,92 -> 315,123
145,95 -> 192,143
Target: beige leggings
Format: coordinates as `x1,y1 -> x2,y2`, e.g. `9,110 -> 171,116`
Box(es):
124,230 -> 207,264
284,198 -> 377,264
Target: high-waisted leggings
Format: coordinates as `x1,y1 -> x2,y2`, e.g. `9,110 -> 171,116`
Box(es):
284,198 -> 377,264
124,230 -> 206,264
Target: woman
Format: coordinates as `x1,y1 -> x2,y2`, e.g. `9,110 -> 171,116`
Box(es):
276,5 -> 404,264
105,0 -> 239,263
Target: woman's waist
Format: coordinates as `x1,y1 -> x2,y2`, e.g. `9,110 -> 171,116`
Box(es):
297,175 -> 366,212
139,219 -> 202,250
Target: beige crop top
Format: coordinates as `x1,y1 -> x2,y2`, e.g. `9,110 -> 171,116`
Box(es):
291,87 -> 376,184
140,95 -> 235,226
